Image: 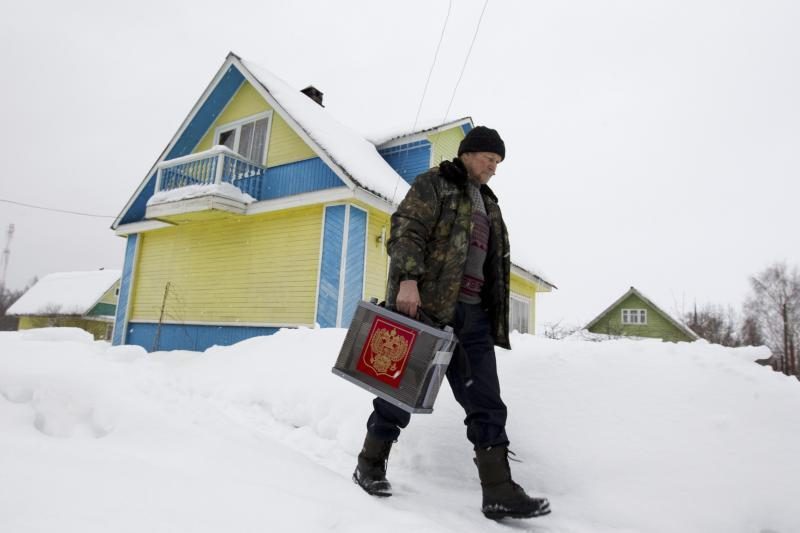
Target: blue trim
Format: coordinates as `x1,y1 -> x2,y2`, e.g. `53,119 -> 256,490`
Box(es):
260,157 -> 344,200
119,174 -> 156,225
316,205 -> 345,328
112,234 -> 138,345
168,66 -> 245,159
461,123 -> 473,135
341,206 -> 366,327
118,66 -> 246,225
378,140 -> 431,185
126,322 -> 279,352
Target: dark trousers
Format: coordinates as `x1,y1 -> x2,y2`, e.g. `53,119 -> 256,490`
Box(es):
366,302 -> 509,449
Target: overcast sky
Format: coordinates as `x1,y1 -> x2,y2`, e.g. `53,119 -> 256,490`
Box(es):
1,0 -> 798,329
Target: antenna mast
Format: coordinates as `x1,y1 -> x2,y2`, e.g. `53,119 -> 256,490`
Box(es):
1,224 -> 14,291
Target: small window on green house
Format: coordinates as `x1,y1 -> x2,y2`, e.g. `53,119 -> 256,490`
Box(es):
214,112 -> 271,165
622,309 -> 647,325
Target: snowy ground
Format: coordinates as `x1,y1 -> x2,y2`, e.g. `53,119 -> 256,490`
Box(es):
2,327 -> 799,533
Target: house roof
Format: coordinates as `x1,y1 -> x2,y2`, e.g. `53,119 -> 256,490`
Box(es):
367,117 -> 473,147
240,56 -> 410,202
112,53 -> 410,230
7,270 -> 120,317
511,264 -> 557,291
585,286 -> 699,340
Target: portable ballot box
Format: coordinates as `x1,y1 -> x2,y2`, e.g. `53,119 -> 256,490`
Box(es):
332,299 -> 457,414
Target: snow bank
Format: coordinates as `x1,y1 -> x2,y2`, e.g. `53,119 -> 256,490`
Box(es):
1,328 -> 798,533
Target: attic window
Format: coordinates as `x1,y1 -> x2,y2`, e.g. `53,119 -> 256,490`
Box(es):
214,111 -> 272,165
622,309 -> 647,325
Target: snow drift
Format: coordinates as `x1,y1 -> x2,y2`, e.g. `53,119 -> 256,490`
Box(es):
1,328 -> 798,533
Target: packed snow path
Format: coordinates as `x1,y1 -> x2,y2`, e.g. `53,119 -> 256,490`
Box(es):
2,327 -> 799,533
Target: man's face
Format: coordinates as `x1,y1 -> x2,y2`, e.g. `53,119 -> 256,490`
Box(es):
461,151 -> 502,185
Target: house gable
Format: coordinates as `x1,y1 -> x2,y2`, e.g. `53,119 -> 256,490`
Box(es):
114,56 -> 359,230
586,287 -> 698,342
193,81 -> 317,167
376,118 -> 473,185
117,65 -> 247,227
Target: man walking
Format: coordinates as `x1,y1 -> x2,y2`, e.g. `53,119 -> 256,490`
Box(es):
353,126 -> 551,520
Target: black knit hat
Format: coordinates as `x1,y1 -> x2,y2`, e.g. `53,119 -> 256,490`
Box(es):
457,126 -> 505,160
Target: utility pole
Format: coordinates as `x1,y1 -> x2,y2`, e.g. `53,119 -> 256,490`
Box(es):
0,224 -> 14,292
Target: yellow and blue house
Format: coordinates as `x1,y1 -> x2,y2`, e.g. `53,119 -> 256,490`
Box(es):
111,53 -> 555,351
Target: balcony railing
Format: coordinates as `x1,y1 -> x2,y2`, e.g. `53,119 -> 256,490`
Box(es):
154,146 -> 266,200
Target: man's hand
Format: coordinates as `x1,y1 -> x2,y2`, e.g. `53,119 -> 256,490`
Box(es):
396,280 -> 421,318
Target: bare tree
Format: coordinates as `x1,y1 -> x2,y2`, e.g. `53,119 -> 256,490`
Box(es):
739,314 -> 764,347
0,278 -> 36,331
744,262 -> 800,376
684,304 -> 741,347
542,320 -> 582,340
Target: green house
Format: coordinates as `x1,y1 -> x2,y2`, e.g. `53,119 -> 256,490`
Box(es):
585,286 -> 698,342
7,270 -> 121,340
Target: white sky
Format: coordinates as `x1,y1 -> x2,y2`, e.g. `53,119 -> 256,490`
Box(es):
1,0 -> 798,328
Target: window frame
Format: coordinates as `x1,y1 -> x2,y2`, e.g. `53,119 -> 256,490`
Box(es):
509,293 -> 532,334
621,308 -> 647,325
213,111 -> 273,166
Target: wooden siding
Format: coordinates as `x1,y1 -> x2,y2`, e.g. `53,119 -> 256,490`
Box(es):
169,65 -> 245,160
316,205 -> 345,328
428,126 -> 466,165
113,234 -> 138,345
360,203 -> 390,303
129,206 -> 323,326
378,140 -> 432,185
194,81 -> 316,167
588,293 -> 694,342
126,322 -> 279,352
261,157 -> 344,200
97,281 -> 120,305
19,316 -> 111,340
315,204 -> 368,328
342,206 -> 367,327
511,273 -> 538,334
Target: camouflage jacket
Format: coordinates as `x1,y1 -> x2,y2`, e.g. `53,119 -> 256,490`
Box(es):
386,158 -> 512,349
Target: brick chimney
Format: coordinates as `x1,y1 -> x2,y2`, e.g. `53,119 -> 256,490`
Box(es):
301,85 -> 324,107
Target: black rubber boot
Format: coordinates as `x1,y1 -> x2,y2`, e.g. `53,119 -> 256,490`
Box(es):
353,433 -> 393,497
474,445 -> 551,520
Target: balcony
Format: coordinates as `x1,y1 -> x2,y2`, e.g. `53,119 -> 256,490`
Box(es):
145,146 -> 266,221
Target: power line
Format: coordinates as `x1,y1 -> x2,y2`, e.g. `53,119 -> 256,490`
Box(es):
413,0 -> 453,132
0,198 -> 115,219
442,0 -> 490,124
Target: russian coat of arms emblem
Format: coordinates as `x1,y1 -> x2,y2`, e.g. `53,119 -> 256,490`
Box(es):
356,316 -> 417,388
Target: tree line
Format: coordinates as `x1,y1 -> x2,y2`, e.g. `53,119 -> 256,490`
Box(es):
683,262 -> 800,378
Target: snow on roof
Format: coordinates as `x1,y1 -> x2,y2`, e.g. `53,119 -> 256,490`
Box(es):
7,270 -> 121,317
241,59 -> 410,203
365,117 -> 473,147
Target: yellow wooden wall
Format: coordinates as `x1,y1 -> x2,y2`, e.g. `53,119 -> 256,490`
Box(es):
428,126 -> 466,165
194,81 -> 316,167
97,281 -> 120,305
511,273 -> 539,334
18,316 -> 111,340
130,206 -> 323,326
356,201 -> 391,303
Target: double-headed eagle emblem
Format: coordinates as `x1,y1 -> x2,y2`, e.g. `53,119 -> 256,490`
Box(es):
366,327 -> 410,376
